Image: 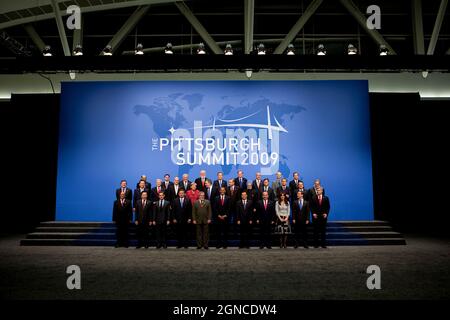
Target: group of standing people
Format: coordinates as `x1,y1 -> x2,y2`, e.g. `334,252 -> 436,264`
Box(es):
112,170 -> 331,249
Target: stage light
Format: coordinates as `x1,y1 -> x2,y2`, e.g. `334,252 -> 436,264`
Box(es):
224,44 -> 233,55
102,45 -> 113,56
347,44 -> 358,55
135,43 -> 144,55
73,44 -> 83,56
42,45 -> 52,56
257,43 -> 266,55
379,45 -> 389,56
165,42 -> 173,54
286,44 -> 295,55
197,42 -> 206,55
317,44 -> 326,56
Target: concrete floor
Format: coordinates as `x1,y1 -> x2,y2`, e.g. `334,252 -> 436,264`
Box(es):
0,234 -> 449,300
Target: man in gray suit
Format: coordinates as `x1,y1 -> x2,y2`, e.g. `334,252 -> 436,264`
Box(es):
192,191 -> 212,249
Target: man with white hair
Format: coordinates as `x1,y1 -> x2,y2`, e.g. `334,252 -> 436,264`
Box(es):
181,173 -> 191,191
194,170 -> 208,193
150,179 -> 163,202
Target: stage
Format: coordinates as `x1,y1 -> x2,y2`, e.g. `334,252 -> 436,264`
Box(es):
1,234 -> 448,300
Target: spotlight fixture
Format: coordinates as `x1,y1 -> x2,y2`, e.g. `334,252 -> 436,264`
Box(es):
379,44 -> 389,56
73,44 -> 83,56
135,43 -> 144,55
286,44 -> 295,55
347,44 -> 358,55
197,42 -> 206,55
165,42 -> 173,54
317,44 -> 326,56
257,43 -> 266,55
102,45 -> 113,56
224,43 -> 233,55
42,45 -> 52,57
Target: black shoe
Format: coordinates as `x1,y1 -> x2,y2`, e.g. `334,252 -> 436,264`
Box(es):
135,246 -> 142,249
267,246 -> 272,249
204,246 -> 209,250
177,246 -> 182,249
216,246 -> 221,249
184,246 -> 189,249
197,247 -> 202,249
314,246 -> 319,248
223,246 -> 228,249
321,245 -> 327,248
304,245 -> 309,249
145,245 -> 149,249
294,244 -> 298,249
115,244 -> 119,248
259,246 -> 264,249
246,246 -> 250,249
163,245 -> 167,249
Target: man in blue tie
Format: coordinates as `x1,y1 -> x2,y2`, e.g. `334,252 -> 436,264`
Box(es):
292,191 -> 311,248
171,189 -> 192,248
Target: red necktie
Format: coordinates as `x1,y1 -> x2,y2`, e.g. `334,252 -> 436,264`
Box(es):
157,186 -> 161,193
221,196 -> 224,205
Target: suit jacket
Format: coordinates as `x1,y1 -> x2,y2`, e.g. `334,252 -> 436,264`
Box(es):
243,189 -> 259,205
310,195 -> 330,218
135,199 -> 152,224
136,181 -> 151,190
308,187 -> 326,200
112,199 -> 133,223
236,199 -> 254,224
272,180 -> 282,196
133,187 -> 149,209
256,200 -> 276,224
180,180 -> 192,192
116,187 -> 132,201
289,179 -> 300,195
192,199 -> 212,224
213,179 -> 227,190
292,199 -> 310,223
214,195 -> 231,220
260,186 -> 275,201
252,179 -> 264,194
293,188 -> 309,201
194,177 -> 209,193
162,181 -> 173,192
204,186 -> 217,202
150,186 -> 166,202
167,183 -> 182,202
234,177 -> 248,190
152,199 -> 171,225
226,185 -> 241,211
171,197 -> 192,223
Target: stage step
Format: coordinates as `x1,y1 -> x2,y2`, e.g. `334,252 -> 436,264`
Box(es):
20,220 -> 406,246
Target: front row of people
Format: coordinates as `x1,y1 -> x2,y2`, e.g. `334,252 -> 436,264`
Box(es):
113,187 -> 330,249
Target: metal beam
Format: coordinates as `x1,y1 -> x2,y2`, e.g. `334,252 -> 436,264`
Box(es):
104,6 -> 150,54
175,1 -> 222,54
412,0 -> 425,54
244,0 -> 254,54
339,0 -> 396,55
72,15 -> 83,53
274,0 -> 323,54
23,24 -> 45,52
427,0 -> 448,55
50,0 -> 71,56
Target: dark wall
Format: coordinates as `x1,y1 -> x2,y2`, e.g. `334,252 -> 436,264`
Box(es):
0,94 -> 59,233
370,93 -> 450,235
1,91 -> 448,235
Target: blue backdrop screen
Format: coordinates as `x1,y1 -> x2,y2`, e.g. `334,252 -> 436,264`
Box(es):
56,80 -> 373,221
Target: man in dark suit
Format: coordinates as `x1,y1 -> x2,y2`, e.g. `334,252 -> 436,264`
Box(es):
116,179 -> 132,201
294,181 -> 308,201
289,172 -> 301,199
244,182 -> 259,205
133,180 -> 149,210
308,179 -> 326,200
181,173 -> 192,191
194,170 -> 208,193
251,172 -> 263,196
167,176 -> 182,202
112,191 -> 133,247
234,169 -> 247,190
310,188 -> 330,248
236,191 -> 254,248
214,187 -> 231,249
292,191 -> 310,248
213,171 -> 227,190
136,175 -> 151,190
226,179 -> 241,223
277,178 -> 290,202
134,191 -> 152,249
256,191 -> 275,249
204,179 -> 216,201
151,191 -> 171,249
162,173 -> 173,192
150,179 -> 165,202
192,192 -> 212,249
261,178 -> 275,201
171,189 -> 192,248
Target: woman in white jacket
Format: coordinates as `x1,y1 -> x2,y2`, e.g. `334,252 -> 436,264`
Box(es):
275,192 -> 290,248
